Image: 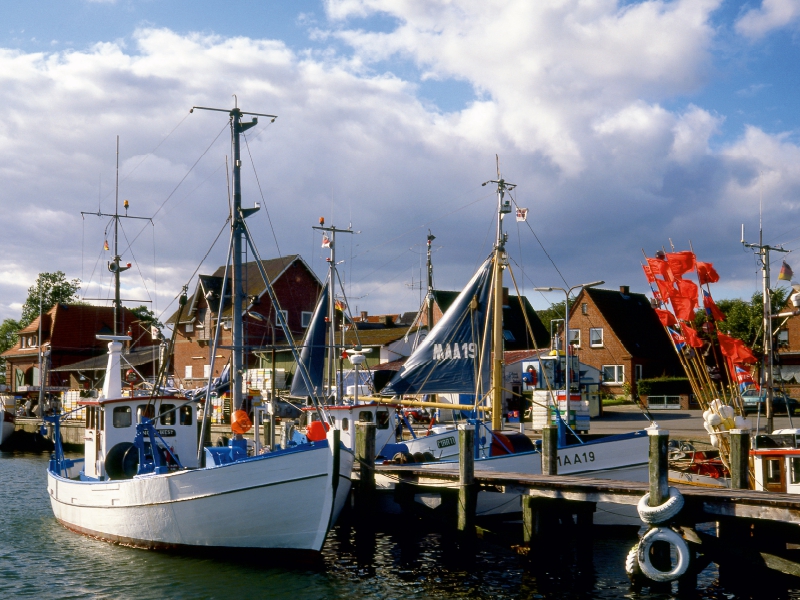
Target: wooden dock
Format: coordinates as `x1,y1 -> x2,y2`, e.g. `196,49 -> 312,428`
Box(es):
375,465 -> 800,525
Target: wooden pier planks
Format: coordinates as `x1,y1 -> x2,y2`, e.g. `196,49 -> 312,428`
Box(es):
376,465 -> 800,524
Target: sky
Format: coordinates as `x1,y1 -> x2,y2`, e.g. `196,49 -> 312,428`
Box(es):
1,0 -> 800,327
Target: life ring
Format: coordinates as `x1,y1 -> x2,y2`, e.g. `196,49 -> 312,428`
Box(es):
637,527 -> 690,582
637,487 -> 684,524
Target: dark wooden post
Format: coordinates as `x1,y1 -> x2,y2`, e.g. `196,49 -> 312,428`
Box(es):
522,495 -> 539,543
648,428 -> 669,506
458,423 -> 477,533
356,422 -> 376,512
730,429 -> 750,490
542,424 -> 558,475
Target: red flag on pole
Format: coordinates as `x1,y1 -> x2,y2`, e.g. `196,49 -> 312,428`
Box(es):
671,294 -> 695,321
733,340 -> 758,365
642,263 -> 656,283
718,333 -> 758,364
676,279 -> 698,308
702,290 -> 725,322
654,308 -> 677,327
666,251 -> 696,279
655,279 -> 674,301
682,324 -> 704,348
696,261 -> 720,285
647,257 -> 671,280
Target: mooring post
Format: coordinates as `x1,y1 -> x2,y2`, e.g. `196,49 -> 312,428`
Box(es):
458,422 -> 476,534
355,421 -> 376,513
542,424 -> 558,475
648,427 -> 669,505
522,495 -> 540,544
729,429 -> 750,490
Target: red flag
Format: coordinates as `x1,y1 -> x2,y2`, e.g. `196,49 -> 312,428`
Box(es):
647,257 -> 671,280
642,263 -> 656,283
671,294 -> 695,321
718,333 -> 758,364
696,261 -> 720,285
702,290 -> 725,322
682,324 -> 704,348
676,279 -> 698,308
666,251 -> 696,279
655,279 -> 674,301
655,308 -> 677,327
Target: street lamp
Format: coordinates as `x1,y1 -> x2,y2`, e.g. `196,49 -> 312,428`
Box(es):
534,281 -> 604,437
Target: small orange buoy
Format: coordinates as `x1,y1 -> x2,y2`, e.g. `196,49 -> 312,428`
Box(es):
231,410 -> 252,434
306,420 -> 329,442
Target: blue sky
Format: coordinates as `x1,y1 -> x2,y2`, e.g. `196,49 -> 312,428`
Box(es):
1,0 -> 800,323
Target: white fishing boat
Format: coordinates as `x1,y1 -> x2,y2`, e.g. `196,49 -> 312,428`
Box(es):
45,103 -> 353,552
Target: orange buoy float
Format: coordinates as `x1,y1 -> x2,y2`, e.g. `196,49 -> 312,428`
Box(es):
306,420 -> 329,442
230,410 -> 252,435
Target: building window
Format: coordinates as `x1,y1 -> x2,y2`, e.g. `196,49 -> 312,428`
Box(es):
590,328 -> 603,347
581,303 -> 588,315
203,364 -> 211,378
778,329 -> 789,348
275,310 -> 288,326
635,364 -> 643,381
301,311 -> 313,328
568,330 -> 580,348
185,323 -> 193,333
185,365 -> 193,379
602,365 -> 624,384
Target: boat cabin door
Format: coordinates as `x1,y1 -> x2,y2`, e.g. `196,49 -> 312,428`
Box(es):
764,456 -> 786,493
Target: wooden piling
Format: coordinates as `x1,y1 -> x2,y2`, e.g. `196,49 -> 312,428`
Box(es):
522,495 -> 540,543
648,428 -> 669,506
542,424 -> 558,476
355,422 -> 376,512
729,429 -> 750,490
458,422 -> 477,533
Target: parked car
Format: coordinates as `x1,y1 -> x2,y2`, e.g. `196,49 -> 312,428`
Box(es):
401,407 -> 434,424
741,388 -> 800,415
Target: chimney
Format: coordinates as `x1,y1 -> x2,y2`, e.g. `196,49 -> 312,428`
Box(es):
360,310 -> 368,322
619,286 -> 630,295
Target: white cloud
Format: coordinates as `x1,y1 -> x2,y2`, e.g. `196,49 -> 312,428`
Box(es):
736,0 -> 800,39
0,3 -> 799,324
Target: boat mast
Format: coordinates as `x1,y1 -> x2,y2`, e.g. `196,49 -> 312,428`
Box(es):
427,230 -> 436,330
743,217 -> 788,434
484,158 -> 514,430
312,219 -> 354,403
192,101 -> 274,416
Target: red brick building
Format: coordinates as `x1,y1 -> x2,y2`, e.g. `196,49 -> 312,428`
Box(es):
775,296 -> 800,398
567,286 -> 681,397
166,255 -> 322,390
1,304 -> 145,395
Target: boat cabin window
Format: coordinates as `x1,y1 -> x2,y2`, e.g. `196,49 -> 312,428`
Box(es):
137,404 -> 155,422
376,409 -> 389,430
330,416 -> 336,426
342,417 -> 349,432
766,458 -> 782,484
113,406 -> 132,428
180,405 -> 193,425
160,404 -> 176,426
358,411 -> 373,423
791,457 -> 800,484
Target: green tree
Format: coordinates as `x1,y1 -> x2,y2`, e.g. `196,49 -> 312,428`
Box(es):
536,298 -> 575,336
0,318 -> 21,385
130,305 -> 163,331
20,272 -> 82,327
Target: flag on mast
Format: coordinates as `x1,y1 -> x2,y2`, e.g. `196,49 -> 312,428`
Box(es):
103,240 -> 109,251
779,261 -> 794,281
515,208 -> 528,222
321,235 -> 331,248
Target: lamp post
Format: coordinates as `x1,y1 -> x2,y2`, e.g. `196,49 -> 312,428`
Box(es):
534,281 -> 604,436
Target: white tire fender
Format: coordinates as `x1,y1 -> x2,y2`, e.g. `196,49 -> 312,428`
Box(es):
637,527 -> 690,582
637,486 -> 684,524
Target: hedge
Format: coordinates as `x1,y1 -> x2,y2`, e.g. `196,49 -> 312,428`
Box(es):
637,377 -> 692,397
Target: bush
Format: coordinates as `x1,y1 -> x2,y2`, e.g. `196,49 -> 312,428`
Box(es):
637,377 -> 691,397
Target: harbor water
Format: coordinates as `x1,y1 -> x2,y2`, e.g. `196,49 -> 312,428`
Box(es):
1,452 -> 798,599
